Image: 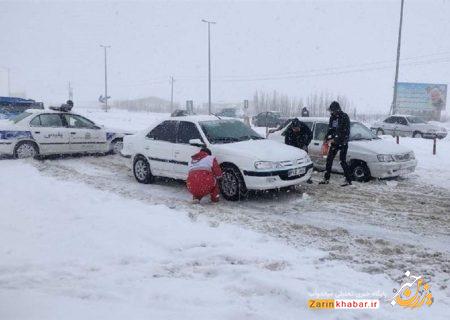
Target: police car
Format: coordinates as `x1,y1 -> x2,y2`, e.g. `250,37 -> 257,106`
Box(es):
0,106 -> 130,159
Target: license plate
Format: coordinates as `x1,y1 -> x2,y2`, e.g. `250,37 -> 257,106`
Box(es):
288,167 -> 306,177
397,167 -> 414,175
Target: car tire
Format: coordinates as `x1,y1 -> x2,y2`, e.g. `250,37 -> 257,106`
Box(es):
220,165 -> 247,201
14,141 -> 39,159
133,155 -> 153,184
111,138 -> 123,154
376,128 -> 384,136
412,131 -> 423,138
350,161 -> 371,182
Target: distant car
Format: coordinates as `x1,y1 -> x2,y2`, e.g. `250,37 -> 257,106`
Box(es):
268,117 -> 417,182
253,111 -> 287,127
216,108 -> 243,118
371,115 -> 447,139
0,108 -> 131,159
122,115 -> 313,201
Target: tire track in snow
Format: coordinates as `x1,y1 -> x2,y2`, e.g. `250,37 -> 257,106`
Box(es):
32,155 -> 450,292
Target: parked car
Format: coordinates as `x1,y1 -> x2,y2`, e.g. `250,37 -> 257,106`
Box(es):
252,111 -> 288,127
171,109 -> 192,117
371,115 -> 447,139
268,117 -> 417,181
216,108 -> 243,118
0,108 -> 131,159
122,116 -> 313,201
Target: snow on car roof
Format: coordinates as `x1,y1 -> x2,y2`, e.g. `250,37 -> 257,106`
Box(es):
167,115 -> 240,122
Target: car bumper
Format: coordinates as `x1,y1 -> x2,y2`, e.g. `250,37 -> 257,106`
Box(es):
242,163 -> 313,190
0,141 -> 14,156
368,159 -> 417,178
422,132 -> 447,139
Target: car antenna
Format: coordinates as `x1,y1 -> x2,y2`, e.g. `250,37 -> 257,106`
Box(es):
211,113 -> 222,120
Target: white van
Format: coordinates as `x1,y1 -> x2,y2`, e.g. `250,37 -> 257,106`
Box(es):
268,117 -> 417,181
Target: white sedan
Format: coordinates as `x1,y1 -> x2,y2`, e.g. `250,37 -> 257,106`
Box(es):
268,117 -> 417,181
0,109 -> 130,158
122,115 -> 313,201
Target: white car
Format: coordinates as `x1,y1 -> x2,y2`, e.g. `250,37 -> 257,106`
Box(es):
0,109 -> 130,158
122,116 -> 313,201
371,115 -> 447,139
268,117 -> 417,181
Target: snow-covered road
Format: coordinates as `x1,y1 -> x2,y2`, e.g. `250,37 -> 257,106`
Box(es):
31,154 -> 450,294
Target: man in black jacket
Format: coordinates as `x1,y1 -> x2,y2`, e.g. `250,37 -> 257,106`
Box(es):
319,101 -> 353,186
284,118 -> 313,151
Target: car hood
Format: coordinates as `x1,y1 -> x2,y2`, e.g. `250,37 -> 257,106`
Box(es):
350,139 -> 412,155
212,139 -> 307,161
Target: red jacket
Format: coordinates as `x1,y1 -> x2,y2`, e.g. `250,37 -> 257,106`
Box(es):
188,150 -> 222,178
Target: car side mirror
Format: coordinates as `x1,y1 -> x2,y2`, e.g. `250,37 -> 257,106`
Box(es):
189,138 -> 205,147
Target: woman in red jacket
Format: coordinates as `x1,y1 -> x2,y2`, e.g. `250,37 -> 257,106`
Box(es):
187,147 -> 222,203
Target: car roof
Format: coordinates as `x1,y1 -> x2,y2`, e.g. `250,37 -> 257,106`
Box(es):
295,116 -> 359,123
24,108 -> 74,115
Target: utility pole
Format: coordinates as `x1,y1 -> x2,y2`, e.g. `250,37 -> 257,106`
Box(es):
170,76 -> 174,111
201,19 -> 216,115
100,45 -> 111,112
68,81 -> 73,101
391,0 -> 405,115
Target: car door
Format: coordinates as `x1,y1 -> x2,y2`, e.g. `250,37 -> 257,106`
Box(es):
144,120 -> 178,177
308,122 -> 329,168
63,114 -> 107,153
29,113 -> 70,154
393,116 -> 410,137
381,116 -> 396,135
172,121 -> 205,179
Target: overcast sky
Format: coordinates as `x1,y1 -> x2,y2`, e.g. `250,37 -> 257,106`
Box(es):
0,0 -> 449,113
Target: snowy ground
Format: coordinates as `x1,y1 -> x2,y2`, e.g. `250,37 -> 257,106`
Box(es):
1,107 -> 449,319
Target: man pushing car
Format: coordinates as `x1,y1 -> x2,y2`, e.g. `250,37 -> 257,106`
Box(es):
187,147 -> 222,203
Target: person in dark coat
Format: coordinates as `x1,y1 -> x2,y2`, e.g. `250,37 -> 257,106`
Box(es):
284,118 -> 313,151
301,107 -> 310,117
282,118 -> 313,183
319,101 -> 353,186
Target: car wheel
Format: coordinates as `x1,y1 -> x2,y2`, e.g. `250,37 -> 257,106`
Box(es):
412,131 -> 423,138
133,155 -> 153,184
111,139 -> 123,154
350,161 -> 371,182
376,128 -> 384,136
14,141 -> 39,159
220,165 -> 247,201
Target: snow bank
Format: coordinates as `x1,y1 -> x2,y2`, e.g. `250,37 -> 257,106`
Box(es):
1,161 -> 446,319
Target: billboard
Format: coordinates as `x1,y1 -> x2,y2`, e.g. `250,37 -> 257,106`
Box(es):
396,82 -> 447,120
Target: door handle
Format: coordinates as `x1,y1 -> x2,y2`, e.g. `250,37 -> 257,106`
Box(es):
314,142 -> 319,146
144,147 -> 149,150
70,132 -> 76,135
174,151 -> 180,155
34,131 -> 40,134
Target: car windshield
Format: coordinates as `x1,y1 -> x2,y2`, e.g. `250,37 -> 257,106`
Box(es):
200,119 -> 264,144
10,112 -> 33,123
406,116 -> 426,124
350,122 -> 379,141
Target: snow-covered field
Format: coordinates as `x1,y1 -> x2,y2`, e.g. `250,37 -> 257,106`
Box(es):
1,107 -> 449,319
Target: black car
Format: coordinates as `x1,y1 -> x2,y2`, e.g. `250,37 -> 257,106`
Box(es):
252,111 -> 287,127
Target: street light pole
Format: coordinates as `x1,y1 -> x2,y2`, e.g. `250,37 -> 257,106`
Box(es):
170,76 -> 174,111
100,45 -> 111,112
391,0 -> 405,115
202,19 -> 216,115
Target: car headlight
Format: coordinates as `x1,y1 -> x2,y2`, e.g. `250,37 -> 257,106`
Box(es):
377,154 -> 395,162
254,161 -> 275,169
